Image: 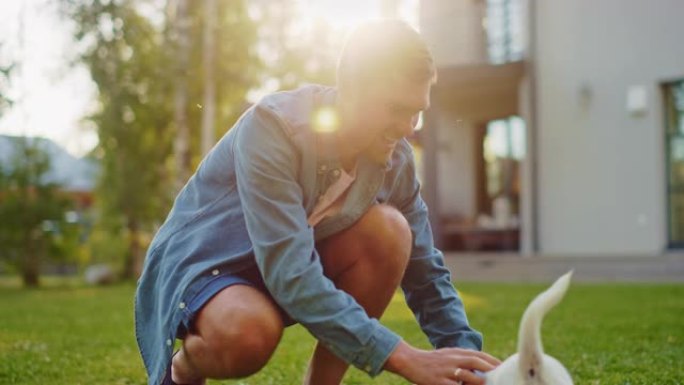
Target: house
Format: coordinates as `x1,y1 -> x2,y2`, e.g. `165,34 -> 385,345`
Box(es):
0,134 -> 97,208
419,0 -> 684,256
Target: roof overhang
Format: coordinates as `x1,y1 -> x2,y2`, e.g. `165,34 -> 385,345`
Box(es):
431,60 -> 526,122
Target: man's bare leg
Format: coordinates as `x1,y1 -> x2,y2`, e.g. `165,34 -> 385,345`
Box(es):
171,204 -> 410,384
303,204 -> 412,385
171,285 -> 284,383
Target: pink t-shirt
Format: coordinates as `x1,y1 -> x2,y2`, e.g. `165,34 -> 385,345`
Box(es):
307,167 -> 356,227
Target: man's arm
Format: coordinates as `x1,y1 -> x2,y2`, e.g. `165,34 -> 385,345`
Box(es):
392,142 -> 484,350
375,142 -> 500,384
233,105 -> 400,376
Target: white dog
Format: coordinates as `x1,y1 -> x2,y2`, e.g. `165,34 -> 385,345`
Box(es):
484,271 -> 574,385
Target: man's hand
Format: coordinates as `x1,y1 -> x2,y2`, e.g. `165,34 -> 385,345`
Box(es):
384,341 -> 501,385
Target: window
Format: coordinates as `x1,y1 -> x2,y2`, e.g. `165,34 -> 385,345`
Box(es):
664,80 -> 684,246
485,0 -> 524,64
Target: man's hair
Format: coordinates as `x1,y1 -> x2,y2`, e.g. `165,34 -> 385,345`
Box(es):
336,19 -> 436,96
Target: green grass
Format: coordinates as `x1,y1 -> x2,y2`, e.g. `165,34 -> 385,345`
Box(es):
0,278 -> 682,384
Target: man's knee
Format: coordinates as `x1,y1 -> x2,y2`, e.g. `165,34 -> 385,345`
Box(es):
218,319 -> 280,377
189,287 -> 283,378
360,204 -> 412,250
355,204 -> 412,269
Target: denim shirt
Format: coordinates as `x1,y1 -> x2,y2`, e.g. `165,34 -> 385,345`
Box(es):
134,85 -> 482,385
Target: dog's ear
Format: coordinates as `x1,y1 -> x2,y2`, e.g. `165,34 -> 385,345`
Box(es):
517,271 -> 573,381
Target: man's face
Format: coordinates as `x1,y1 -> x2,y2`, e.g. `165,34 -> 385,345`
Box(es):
344,77 -> 432,165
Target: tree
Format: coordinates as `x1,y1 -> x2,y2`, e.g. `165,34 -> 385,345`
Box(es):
61,0 -> 344,280
200,0 -> 217,157
0,140 -> 76,287
61,0 -> 176,279
0,44 -> 13,116
251,0 -> 338,91
171,0 -> 192,189
61,0 -> 261,279
168,0 -> 261,172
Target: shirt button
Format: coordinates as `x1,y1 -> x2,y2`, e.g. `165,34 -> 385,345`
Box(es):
179,302 -> 186,309
166,339 -> 173,347
212,269 -> 219,276
332,169 -> 340,177
320,164 -> 328,171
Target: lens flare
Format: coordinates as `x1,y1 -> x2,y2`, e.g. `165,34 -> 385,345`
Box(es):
313,106 -> 339,133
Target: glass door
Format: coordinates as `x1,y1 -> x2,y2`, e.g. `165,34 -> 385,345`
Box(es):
664,80 -> 684,247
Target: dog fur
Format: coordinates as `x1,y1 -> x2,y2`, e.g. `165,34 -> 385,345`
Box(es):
484,271 -> 574,385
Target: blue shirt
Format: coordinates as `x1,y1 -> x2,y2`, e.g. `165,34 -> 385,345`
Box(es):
134,85 -> 482,385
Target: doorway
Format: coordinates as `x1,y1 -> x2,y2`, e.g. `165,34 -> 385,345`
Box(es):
442,116 -> 525,251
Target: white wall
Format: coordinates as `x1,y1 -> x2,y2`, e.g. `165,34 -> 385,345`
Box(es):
420,0 -> 487,66
437,112 -> 477,219
535,0 -> 684,254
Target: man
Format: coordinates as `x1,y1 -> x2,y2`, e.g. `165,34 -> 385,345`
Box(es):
135,19 -> 500,385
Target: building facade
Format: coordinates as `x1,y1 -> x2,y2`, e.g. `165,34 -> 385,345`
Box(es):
420,0 -> 684,256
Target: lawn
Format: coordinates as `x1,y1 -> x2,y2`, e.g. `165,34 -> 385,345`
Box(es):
0,277 -> 682,385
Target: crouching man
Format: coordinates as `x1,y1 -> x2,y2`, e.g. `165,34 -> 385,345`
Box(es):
135,19 -> 500,385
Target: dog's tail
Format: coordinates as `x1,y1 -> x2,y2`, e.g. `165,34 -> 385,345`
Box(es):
517,270 -> 573,376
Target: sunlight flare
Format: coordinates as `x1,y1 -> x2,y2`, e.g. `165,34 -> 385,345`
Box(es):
313,106 -> 339,133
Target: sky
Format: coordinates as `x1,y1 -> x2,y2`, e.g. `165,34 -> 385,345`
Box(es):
0,0 -> 418,157
0,0 -> 98,157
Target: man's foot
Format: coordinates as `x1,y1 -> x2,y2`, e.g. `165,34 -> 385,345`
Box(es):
168,351 -> 206,385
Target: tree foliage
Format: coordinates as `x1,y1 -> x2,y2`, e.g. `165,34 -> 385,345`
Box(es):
0,141 -> 78,287
60,0 -> 176,279
251,0 -> 338,91
169,0 -> 261,186
61,0 -> 339,280
0,44 -> 13,117
60,0 -> 262,279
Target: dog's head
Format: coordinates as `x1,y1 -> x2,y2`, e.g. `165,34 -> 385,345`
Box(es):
485,271 -> 574,385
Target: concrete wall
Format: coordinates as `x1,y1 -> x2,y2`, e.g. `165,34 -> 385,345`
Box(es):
534,0 -> 684,254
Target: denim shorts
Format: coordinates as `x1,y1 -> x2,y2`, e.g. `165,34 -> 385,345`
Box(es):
176,265 -> 295,339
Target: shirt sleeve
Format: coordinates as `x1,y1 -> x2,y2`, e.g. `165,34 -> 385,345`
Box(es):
393,144 -> 484,351
233,105 -> 401,376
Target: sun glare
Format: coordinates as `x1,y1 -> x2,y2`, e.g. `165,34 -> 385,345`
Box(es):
299,0 -> 380,32
247,0 -> 419,103
298,0 -> 419,34
313,106 -> 339,133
